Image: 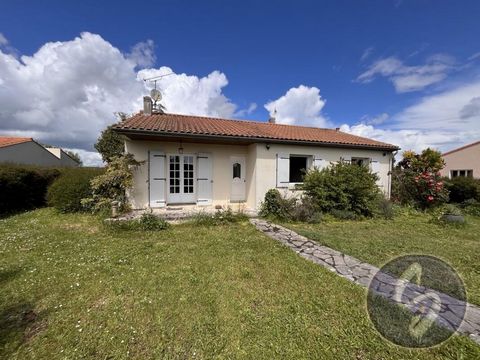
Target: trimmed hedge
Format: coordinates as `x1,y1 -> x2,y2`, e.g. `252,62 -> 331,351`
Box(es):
0,164 -> 61,215
47,167 -> 104,213
445,176 -> 480,203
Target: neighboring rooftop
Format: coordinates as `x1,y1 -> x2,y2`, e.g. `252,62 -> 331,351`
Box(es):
0,136 -> 33,148
443,140 -> 480,156
113,112 -> 399,151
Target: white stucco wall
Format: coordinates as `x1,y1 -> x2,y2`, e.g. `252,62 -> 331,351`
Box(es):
126,138 -> 394,211
125,139 -> 254,209
253,143 -> 393,208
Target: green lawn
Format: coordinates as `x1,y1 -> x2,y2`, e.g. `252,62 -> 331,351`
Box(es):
282,211 -> 480,306
0,209 -> 479,359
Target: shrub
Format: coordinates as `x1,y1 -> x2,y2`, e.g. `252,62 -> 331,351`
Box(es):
82,154 -> 142,213
302,161 -> 380,217
460,199 -> 480,216
259,189 -> 296,220
47,168 -> 103,213
0,164 -> 60,215
445,177 -> 480,203
105,213 -> 169,231
191,208 -> 249,226
392,149 -> 448,208
291,198 -> 323,223
374,196 -> 395,220
138,213 -> 169,230
330,209 -> 358,220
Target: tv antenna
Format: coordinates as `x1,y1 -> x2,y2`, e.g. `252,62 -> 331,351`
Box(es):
142,72 -> 174,112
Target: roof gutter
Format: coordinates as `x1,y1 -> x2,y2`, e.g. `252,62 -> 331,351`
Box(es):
113,127 -> 400,152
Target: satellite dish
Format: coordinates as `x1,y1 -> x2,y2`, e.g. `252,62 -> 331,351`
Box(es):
150,88 -> 162,101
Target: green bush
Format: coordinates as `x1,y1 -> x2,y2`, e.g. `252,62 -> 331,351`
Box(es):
291,198 -> 323,223
82,154 -> 141,213
138,213 -> 169,230
374,197 -> 395,220
259,189 -> 296,220
47,168 -> 103,213
105,213 -> 169,231
0,164 -> 60,215
330,209 -> 358,220
302,161 -> 380,217
460,199 -> 480,216
191,208 -> 249,226
445,177 -> 480,203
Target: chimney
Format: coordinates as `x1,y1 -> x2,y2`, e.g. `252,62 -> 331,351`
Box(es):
268,109 -> 277,124
335,127 -> 340,131
143,96 -> 153,115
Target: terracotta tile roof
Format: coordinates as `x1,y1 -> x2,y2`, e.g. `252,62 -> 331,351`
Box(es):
443,140 -> 480,156
113,113 -> 399,150
0,136 -> 33,148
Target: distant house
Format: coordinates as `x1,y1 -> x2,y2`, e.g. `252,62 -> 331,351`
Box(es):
0,136 -> 80,167
440,141 -> 480,179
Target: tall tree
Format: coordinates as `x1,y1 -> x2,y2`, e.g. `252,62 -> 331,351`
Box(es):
95,113 -> 128,163
66,151 -> 82,165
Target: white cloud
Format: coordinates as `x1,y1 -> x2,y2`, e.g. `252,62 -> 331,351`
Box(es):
127,39 -> 156,68
0,32 -> 238,166
235,102 -> 257,117
138,67 -> 237,118
342,80 -> 480,155
357,54 -> 454,92
0,33 -> 8,46
65,148 -> 103,167
264,85 -> 330,127
360,47 -> 374,62
359,112 -> 389,126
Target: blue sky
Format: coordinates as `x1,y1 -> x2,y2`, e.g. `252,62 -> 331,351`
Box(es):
1,0 -> 480,165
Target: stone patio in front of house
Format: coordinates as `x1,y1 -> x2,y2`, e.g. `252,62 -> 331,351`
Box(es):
110,204 -> 257,223
250,218 -> 480,345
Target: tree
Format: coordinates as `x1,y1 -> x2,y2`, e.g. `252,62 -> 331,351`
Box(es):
94,125 -> 125,163
66,151 -> 82,165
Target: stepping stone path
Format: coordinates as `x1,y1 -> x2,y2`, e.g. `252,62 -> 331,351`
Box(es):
250,219 -> 480,345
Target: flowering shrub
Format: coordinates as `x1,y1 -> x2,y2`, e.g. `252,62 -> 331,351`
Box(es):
392,149 -> 448,208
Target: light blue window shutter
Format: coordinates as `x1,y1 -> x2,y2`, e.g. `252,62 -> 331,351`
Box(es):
371,158 -> 383,187
276,153 -> 290,187
197,153 -> 213,205
149,151 -> 166,208
313,155 -> 326,170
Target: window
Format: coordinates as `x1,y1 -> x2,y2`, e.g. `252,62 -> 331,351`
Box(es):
289,156 -> 308,183
351,157 -> 370,167
233,163 -> 241,179
451,169 -> 473,178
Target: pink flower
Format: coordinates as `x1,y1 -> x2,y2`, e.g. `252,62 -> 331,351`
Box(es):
427,195 -> 434,202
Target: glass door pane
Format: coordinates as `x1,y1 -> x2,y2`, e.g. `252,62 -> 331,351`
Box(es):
169,155 -> 180,194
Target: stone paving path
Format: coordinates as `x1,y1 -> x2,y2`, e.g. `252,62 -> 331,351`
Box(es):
250,218 -> 480,345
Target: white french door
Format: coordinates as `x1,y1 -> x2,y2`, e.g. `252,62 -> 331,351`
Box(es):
167,154 -> 196,204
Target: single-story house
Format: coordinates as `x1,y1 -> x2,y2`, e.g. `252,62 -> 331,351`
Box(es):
440,140 -> 480,179
113,97 -> 399,211
0,136 -> 80,167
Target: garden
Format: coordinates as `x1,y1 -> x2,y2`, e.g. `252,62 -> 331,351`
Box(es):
1,141 -> 480,357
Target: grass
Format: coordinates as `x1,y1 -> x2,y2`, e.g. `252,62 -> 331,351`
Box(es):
281,210 -> 480,306
0,209 -> 479,359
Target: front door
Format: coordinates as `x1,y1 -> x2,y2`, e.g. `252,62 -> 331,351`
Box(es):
230,156 -> 246,201
167,154 -> 195,204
